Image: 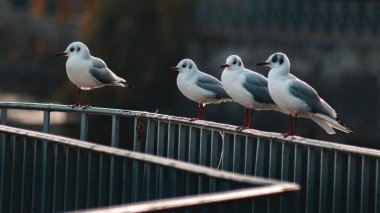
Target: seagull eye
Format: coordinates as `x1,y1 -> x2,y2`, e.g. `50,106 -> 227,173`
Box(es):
77,47 -> 81,52
232,60 -> 237,65
70,47 -> 74,52
182,64 -> 186,68
272,56 -> 277,63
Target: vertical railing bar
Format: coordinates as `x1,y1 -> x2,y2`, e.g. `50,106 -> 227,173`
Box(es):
254,138 -> 264,176
111,115 -> 120,147
156,121 -> 165,157
31,139 -> 39,212
63,146 -> 72,211
20,136 -> 29,213
199,128 -> 207,166
210,131 -> 219,169
318,149 -> 327,213
52,143 -> 59,212
133,118 -> 141,152
145,120 -> 155,155
0,108 -> 7,125
375,159 -> 379,213
97,154 -> 104,207
280,141 -> 289,180
178,124 -> 186,161
109,156 -> 115,205
346,154 -> 354,213
75,149 -> 85,209
232,134 -> 240,173
332,151 -> 342,213
167,122 -> 175,158
360,156 -> 369,213
188,126 -> 196,163
80,113 -> 89,141
9,135 -> 17,213
0,132 -> 8,211
41,141 -> 48,212
244,136 -> 253,175
43,110 -> 50,133
306,146 -> 315,213
86,152 -> 93,208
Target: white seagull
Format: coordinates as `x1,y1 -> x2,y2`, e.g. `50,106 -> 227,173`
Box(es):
257,52 -> 353,137
56,41 -> 133,109
221,55 -> 283,130
171,59 -> 231,120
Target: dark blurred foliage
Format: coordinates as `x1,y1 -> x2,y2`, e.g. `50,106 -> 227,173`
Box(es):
0,0 -> 380,148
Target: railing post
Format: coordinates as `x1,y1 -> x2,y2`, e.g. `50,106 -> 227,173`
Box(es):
80,113 -> 88,141
43,110 -> 50,133
111,115 -> 120,147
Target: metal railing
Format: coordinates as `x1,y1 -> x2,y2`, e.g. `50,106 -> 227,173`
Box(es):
1,102 -> 380,213
0,124 -> 299,213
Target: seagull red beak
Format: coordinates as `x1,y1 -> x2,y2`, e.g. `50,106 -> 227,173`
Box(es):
220,64 -> 229,68
170,66 -> 179,71
55,51 -> 67,57
256,61 -> 269,66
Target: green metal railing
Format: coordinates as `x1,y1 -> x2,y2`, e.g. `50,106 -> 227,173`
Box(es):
0,124 -> 298,213
0,102 -> 380,213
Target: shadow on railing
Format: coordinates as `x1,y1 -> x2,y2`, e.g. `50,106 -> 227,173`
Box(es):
0,102 -> 380,213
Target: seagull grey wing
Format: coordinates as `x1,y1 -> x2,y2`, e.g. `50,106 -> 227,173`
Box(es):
289,80 -> 333,117
243,73 -> 275,104
89,58 -> 116,84
196,75 -> 230,99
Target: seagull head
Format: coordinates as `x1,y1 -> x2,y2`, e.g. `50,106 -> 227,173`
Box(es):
256,52 -> 290,69
56,41 -> 90,58
220,55 -> 244,70
171,59 -> 197,73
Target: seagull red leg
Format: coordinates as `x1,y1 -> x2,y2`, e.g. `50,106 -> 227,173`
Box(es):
237,107 -> 249,131
190,103 -> 204,121
69,87 -> 81,108
82,90 -> 93,109
283,114 -> 294,138
248,108 -> 253,128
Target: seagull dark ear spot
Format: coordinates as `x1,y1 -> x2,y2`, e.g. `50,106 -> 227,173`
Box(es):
189,65 -> 192,69
279,57 -> 284,64
77,47 -> 81,52
238,61 -> 241,66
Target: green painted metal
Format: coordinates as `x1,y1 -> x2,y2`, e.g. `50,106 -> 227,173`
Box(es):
1,102 -> 380,212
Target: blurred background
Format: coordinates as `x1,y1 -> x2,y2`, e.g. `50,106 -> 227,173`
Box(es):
0,0 -> 379,148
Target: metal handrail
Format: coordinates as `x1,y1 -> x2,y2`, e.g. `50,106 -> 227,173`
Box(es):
0,102 -> 379,157
0,124 -> 299,212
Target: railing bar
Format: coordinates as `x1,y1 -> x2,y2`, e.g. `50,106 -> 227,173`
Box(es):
360,156 -> 369,213
20,137 -> 29,213
306,146 -> 315,213
52,143 -> 62,212
244,136 -> 253,175
132,118 -> 140,152
9,135 -> 17,213
232,134 -> 240,173
0,131 -> 8,211
41,141 -> 48,212
111,115 -> 120,147
167,122 -> 175,158
63,146 -> 72,211
332,151 -> 342,213
188,126 -> 197,163
318,149 -> 328,213
157,121 -> 165,157
97,154 -> 104,207
177,124 -> 186,161
255,138 -> 264,176
145,120 -> 155,155
31,139 -> 41,212
121,159 -> 128,203
280,142 -> 289,180
199,128 -> 207,166
131,160 -> 140,202
109,156 -> 115,205
375,159 -> 380,213
346,154 -> 354,213
222,133 -> 231,171
86,152 -> 93,208
0,108 -> 7,125
43,110 -> 50,133
80,113 -> 89,141
75,149 -> 85,209
144,162 -> 152,200
210,131 -> 219,169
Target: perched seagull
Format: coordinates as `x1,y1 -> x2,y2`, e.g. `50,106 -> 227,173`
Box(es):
221,55 -> 283,130
257,52 -> 353,137
171,59 -> 231,120
56,41 -> 133,109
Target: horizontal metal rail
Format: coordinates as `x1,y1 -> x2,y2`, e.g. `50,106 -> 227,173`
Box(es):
0,124 -> 299,213
1,102 -> 380,212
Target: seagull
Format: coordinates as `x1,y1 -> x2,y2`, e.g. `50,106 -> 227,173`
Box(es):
56,41 -> 133,109
221,55 -> 283,130
171,59 -> 231,120
257,52 -> 353,137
